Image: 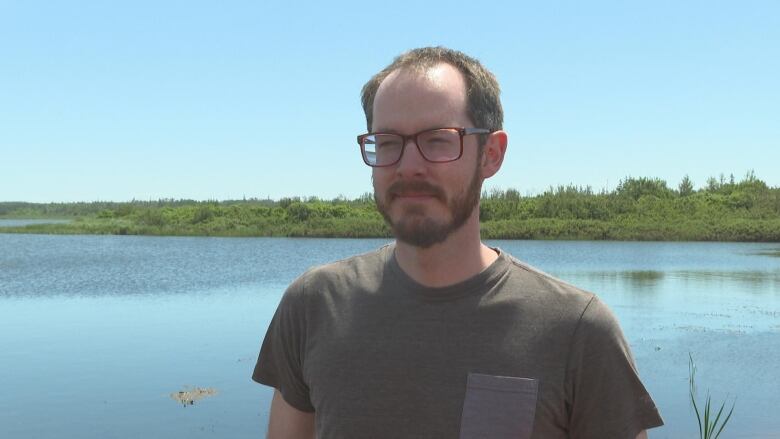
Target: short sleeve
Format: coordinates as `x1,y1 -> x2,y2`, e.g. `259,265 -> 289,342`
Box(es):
252,275 -> 315,412
565,296 -> 663,438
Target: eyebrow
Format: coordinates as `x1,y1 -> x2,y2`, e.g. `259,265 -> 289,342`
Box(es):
371,127 -> 400,134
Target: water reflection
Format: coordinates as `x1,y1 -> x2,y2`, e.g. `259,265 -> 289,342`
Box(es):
1,236 -> 780,437
0,219 -> 71,227
567,270 -> 665,288
556,267 -> 780,338
749,249 -> 780,258
561,269 -> 780,294
0,235 -> 390,298
673,269 -> 780,292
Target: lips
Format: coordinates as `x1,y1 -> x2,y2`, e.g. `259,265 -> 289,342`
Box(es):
395,192 -> 435,199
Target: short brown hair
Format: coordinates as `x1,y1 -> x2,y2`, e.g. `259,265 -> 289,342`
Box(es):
360,47 -> 503,134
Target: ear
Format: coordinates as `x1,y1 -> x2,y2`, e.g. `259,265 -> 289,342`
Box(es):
480,130 -> 508,179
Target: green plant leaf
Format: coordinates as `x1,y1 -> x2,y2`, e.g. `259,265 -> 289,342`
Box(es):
688,352 -> 736,439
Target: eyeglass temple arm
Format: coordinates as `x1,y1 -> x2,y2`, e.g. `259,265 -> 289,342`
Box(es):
463,128 -> 491,135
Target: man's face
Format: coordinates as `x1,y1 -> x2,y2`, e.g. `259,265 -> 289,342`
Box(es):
371,64 -> 483,248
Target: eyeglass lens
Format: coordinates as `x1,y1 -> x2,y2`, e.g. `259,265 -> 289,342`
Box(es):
362,129 -> 461,166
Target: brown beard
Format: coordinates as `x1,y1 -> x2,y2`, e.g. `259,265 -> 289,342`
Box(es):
374,163 -> 482,249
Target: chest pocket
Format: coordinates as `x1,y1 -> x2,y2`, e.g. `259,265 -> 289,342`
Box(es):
459,373 -> 538,439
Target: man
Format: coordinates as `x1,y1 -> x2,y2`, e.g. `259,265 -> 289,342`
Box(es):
253,47 -> 663,438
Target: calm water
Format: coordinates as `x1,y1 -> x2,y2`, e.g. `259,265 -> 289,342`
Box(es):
0,218 -> 71,227
1,233 -> 779,438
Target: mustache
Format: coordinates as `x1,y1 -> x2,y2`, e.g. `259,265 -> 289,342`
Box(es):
387,181 -> 445,199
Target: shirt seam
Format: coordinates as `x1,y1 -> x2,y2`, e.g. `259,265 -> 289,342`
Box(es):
563,293 -> 597,408
506,257 -> 589,293
299,268 -> 314,410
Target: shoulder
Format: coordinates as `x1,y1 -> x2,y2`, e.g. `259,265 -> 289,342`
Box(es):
274,245 -> 391,328
498,249 -> 598,318
285,244 -> 391,300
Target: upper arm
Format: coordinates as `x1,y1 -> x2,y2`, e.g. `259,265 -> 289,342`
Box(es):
268,390 -> 315,439
566,297 -> 663,436
636,430 -> 648,439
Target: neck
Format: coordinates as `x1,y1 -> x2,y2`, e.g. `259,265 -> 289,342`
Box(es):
393,212 -> 498,288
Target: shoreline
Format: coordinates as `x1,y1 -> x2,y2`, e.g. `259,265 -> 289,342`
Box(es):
2,217 -> 780,243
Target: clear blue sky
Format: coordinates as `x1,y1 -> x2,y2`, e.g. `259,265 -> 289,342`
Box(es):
1,1 -> 778,203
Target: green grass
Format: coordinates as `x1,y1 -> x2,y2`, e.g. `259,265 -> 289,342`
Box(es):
3,214 -> 780,241
688,353 -> 736,439
2,172 -> 779,241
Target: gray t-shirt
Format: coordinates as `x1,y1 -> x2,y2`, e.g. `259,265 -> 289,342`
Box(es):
253,245 -> 663,438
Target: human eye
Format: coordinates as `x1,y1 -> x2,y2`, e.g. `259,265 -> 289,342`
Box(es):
419,130 -> 459,160
421,130 -> 457,148
375,135 -> 402,150
425,135 -> 453,145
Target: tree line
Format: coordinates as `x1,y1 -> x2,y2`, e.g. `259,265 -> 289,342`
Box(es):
2,172 -> 779,241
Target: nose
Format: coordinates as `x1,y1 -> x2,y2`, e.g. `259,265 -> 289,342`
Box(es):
394,137 -> 427,177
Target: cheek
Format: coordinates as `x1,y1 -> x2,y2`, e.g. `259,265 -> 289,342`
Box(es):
445,164 -> 476,188
372,169 -> 391,191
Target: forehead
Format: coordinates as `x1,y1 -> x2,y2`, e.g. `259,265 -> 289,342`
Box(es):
372,63 -> 469,132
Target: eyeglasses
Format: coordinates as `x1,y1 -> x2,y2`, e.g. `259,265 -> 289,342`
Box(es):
357,127 -> 491,167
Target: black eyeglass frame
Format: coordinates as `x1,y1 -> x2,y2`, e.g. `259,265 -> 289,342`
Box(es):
356,127 -> 492,167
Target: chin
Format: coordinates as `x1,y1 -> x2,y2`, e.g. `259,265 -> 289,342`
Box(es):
395,207 -> 449,227
392,218 -> 452,249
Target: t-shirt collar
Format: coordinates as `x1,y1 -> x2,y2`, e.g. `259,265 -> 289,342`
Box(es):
383,243 -> 511,302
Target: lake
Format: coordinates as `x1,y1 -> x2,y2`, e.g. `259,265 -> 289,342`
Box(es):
1,231 -> 778,438
0,218 -> 72,227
